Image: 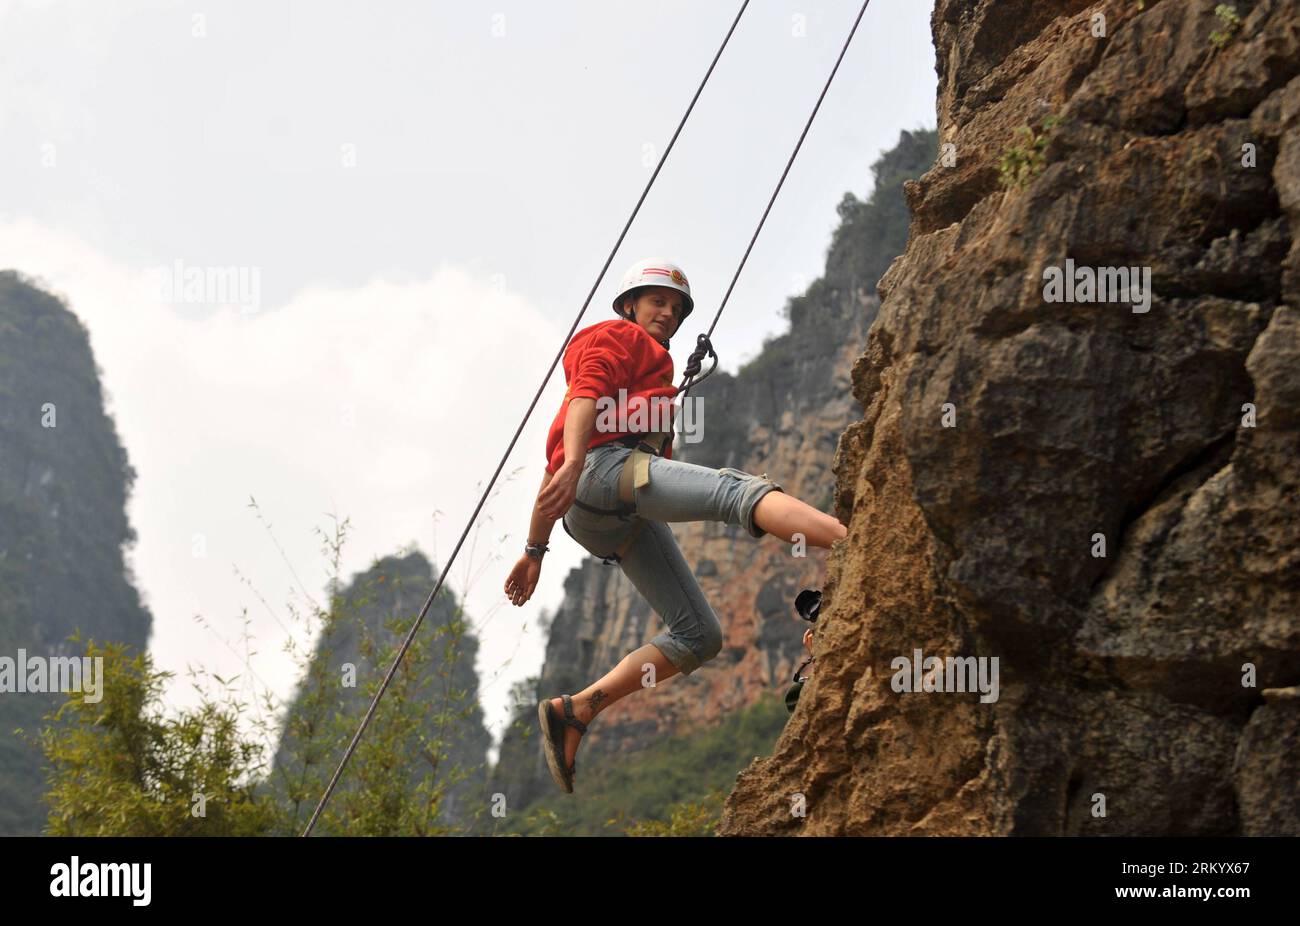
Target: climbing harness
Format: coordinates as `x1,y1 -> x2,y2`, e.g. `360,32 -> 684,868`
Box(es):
560,428 -> 674,566
304,0 -> 877,835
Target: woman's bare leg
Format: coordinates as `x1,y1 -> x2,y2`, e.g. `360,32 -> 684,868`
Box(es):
548,642 -> 680,772
752,491 -> 847,548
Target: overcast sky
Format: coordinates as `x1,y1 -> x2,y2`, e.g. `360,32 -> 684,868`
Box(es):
0,0 -> 936,767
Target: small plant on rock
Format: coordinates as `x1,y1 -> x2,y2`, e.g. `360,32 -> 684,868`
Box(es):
998,114 -> 1062,190
1210,4 -> 1242,48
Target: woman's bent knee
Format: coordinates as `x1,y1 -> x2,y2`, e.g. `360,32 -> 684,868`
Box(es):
685,616 -> 724,670
650,615 -> 723,677
698,620 -> 723,663
650,633 -> 701,676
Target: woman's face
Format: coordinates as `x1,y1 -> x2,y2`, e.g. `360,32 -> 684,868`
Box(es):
623,286 -> 683,340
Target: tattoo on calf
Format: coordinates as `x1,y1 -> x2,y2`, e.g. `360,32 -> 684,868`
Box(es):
586,689 -> 608,717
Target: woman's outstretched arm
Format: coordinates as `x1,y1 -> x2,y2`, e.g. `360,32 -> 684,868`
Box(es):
528,469 -> 557,546
505,468 -> 560,607
537,397 -> 597,521
506,398 -> 600,606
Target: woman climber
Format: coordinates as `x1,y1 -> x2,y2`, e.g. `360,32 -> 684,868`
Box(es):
503,257 -> 847,793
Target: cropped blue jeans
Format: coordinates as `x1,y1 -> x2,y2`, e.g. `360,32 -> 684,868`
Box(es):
561,441 -> 785,676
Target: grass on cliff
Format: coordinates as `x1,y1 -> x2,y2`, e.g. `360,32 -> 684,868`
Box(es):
998,114 -> 1064,189
487,690 -> 792,836
1210,4 -> 1242,47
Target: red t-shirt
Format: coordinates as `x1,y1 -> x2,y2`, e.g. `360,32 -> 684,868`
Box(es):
545,318 -> 677,474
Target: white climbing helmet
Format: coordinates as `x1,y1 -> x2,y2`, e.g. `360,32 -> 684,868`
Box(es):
611,258 -> 694,322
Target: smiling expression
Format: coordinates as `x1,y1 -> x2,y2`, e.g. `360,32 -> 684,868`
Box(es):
622,286 -> 684,340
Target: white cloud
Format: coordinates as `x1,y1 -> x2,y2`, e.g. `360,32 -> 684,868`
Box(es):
0,217 -> 577,764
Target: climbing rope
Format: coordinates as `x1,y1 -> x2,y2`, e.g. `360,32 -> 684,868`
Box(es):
302,0 -> 875,835
301,0 -> 753,836
664,0 -> 876,455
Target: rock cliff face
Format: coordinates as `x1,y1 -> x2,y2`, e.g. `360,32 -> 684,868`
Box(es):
493,132 -> 938,809
721,0 -> 1299,835
0,271 -> 154,834
271,550 -> 491,832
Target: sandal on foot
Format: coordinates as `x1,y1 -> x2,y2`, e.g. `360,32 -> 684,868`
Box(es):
538,694 -> 588,794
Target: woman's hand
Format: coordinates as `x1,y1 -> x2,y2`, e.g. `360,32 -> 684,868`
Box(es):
505,555 -> 542,606
536,458 -> 581,521
802,628 -> 814,652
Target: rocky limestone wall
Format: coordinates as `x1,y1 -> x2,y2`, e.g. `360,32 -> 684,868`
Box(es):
0,271 -> 155,835
721,0 -> 1299,835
